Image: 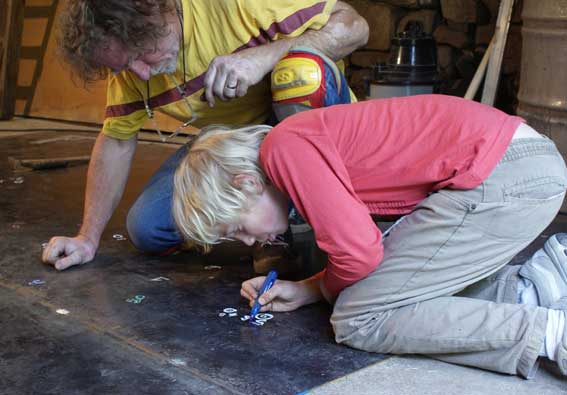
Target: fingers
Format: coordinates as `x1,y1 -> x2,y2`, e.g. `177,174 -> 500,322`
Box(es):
258,288 -> 276,306
211,70 -> 227,103
241,276 -> 265,299
211,70 -> 240,101
203,56 -> 252,106
235,82 -> 248,98
54,250 -> 84,271
259,301 -> 274,313
42,237 -> 64,264
224,73 -> 238,99
42,236 -> 94,271
240,287 -> 255,302
203,65 -> 218,108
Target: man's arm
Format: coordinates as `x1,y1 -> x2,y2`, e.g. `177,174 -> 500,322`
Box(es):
42,133 -> 137,270
293,1 -> 370,61
203,1 -> 369,106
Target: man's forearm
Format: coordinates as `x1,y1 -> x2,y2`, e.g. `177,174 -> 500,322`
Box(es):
292,1 -> 369,61
79,133 -> 137,247
236,1 -> 368,83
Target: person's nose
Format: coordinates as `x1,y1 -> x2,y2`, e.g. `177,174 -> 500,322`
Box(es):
129,60 -> 151,81
237,234 -> 256,246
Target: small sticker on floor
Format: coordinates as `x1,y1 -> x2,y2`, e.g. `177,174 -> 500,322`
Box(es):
56,309 -> 70,315
169,358 -> 187,367
113,234 -> 127,241
126,295 -> 145,304
150,276 -> 170,282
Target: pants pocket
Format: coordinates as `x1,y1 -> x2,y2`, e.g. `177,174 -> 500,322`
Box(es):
503,176 -> 566,204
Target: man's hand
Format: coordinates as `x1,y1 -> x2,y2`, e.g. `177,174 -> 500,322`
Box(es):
241,275 -> 323,313
42,234 -> 97,271
41,133 -> 137,272
201,2 -> 368,108
202,50 -> 268,108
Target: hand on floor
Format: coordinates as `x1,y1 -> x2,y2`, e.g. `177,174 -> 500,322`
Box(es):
42,234 -> 97,270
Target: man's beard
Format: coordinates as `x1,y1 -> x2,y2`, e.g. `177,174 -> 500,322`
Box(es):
150,52 -> 178,76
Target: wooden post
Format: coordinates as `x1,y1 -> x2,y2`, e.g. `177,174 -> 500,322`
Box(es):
465,38 -> 495,100
0,0 -> 25,120
481,0 -> 515,106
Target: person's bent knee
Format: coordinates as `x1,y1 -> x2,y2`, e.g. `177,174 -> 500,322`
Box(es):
126,205 -> 174,254
270,47 -> 352,122
331,304 -> 393,354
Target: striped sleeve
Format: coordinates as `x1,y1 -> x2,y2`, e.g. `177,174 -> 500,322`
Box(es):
102,73 -> 148,140
239,0 -> 337,44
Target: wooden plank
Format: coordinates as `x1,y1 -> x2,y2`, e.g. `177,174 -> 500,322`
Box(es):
465,38 -> 494,100
24,6 -> 55,18
21,1 -> 59,116
0,0 -> 25,119
481,0 -> 515,106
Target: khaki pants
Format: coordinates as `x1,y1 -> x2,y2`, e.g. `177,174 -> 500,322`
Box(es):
331,137 -> 567,378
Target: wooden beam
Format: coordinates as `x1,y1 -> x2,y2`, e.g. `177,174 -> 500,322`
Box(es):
481,0 -> 515,106
465,38 -> 495,100
0,0 -> 25,120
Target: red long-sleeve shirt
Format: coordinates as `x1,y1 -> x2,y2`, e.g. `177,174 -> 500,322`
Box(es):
260,95 -> 523,297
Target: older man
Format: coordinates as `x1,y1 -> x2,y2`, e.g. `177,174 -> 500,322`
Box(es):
43,0 -> 368,270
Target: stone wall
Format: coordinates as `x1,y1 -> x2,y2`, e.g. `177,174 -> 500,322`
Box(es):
345,0 -> 524,114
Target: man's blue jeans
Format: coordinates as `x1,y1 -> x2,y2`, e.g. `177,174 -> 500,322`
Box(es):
127,50 -> 352,253
127,144 -> 189,253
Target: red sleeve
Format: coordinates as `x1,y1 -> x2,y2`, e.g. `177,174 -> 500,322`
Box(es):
260,130 -> 383,297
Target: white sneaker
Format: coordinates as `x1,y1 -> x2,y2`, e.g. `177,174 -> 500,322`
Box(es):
557,309 -> 567,375
519,233 -> 567,307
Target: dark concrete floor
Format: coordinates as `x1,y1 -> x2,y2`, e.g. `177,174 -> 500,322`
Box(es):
1,128 -> 567,395
0,131 -> 386,395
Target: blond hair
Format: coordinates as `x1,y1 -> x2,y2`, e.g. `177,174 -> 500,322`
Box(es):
172,125 -> 272,251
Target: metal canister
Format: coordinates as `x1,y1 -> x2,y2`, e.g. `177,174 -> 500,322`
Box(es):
518,0 -> 567,153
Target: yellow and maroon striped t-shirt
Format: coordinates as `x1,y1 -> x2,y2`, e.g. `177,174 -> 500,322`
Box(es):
103,0 -> 337,140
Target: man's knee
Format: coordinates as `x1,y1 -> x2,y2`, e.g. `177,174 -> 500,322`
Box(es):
270,47 -> 352,122
126,205 -> 154,252
126,203 -> 178,254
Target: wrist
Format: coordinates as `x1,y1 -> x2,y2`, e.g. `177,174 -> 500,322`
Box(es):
255,39 -> 295,76
320,281 -> 336,305
78,231 -> 99,250
297,276 -> 324,305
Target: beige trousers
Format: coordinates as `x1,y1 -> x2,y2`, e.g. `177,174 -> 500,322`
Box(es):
331,136 -> 567,378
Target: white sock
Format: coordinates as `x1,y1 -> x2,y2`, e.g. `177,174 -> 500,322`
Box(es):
542,309 -> 565,360
517,277 -> 540,306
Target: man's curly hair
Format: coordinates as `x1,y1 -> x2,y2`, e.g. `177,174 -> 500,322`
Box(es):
58,0 -> 177,82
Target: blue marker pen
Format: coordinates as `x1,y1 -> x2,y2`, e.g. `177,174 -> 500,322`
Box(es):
250,270 -> 278,320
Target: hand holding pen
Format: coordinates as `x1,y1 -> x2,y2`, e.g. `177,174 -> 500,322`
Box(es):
240,271 -> 324,314
250,270 -> 278,320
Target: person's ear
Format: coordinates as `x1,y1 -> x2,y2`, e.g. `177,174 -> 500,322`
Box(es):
233,174 -> 263,195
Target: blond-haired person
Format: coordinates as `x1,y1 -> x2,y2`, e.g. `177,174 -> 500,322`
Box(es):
173,94 -> 567,378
